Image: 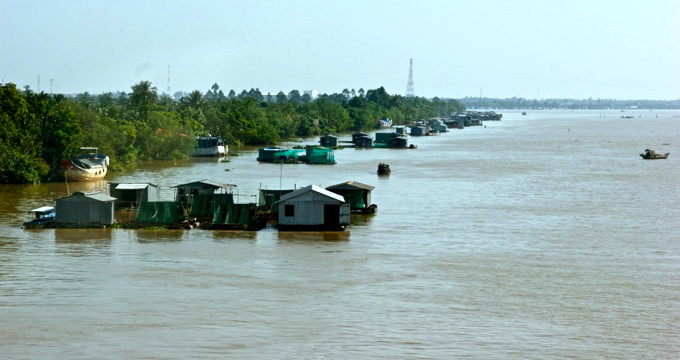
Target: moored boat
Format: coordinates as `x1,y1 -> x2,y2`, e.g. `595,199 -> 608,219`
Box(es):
377,162 -> 391,175
376,117 -> 393,129
640,149 -> 669,160
192,136 -> 227,157
22,206 -> 56,229
61,147 -> 109,181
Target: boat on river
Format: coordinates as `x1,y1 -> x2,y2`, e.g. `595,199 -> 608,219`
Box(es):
192,136 -> 227,157
61,147 -> 109,181
22,206 -> 56,229
377,162 -> 391,175
640,149 -> 669,160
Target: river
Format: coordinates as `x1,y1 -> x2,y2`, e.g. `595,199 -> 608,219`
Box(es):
1,110 -> 679,359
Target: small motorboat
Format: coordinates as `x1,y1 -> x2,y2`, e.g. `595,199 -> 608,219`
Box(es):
377,162 -> 391,175
640,149 -> 669,160
22,206 -> 56,229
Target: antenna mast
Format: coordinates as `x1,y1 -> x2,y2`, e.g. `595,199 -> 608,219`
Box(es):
167,65 -> 171,95
406,59 -> 415,98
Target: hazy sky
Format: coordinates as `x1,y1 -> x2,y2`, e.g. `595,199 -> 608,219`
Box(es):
2,0 -> 678,100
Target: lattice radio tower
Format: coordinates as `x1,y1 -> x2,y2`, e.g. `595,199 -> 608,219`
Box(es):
406,58 -> 415,98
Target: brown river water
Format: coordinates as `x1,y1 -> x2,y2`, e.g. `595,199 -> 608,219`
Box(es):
1,110 -> 679,359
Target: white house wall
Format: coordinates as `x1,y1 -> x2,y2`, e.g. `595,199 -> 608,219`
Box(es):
277,197 -> 350,226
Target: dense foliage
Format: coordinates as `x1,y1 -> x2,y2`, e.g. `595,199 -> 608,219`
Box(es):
0,81 -> 464,183
0,84 -> 82,183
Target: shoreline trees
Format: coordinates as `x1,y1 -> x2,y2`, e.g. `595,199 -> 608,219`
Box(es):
0,81 -> 464,184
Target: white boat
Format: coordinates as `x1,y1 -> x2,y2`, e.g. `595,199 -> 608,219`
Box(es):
192,136 -> 227,157
61,147 -> 109,181
376,117 -> 393,129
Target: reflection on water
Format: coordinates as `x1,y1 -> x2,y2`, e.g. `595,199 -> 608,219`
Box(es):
54,228 -> 113,244
133,229 -> 186,243
209,229 -> 258,243
276,230 -> 351,243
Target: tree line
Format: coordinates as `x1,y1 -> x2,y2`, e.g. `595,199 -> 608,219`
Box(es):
0,81 -> 464,184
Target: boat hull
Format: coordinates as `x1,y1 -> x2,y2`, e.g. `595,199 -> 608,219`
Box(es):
192,145 -> 227,157
64,166 -> 108,181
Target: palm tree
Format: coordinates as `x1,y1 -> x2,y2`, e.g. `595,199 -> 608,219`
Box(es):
182,90 -> 204,110
130,81 -> 158,118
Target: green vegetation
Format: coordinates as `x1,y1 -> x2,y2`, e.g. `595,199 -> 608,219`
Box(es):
0,81 -> 464,184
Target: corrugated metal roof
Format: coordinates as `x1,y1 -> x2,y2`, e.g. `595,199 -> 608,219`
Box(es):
29,206 -> 55,213
172,180 -> 236,189
85,192 -> 117,202
115,183 -> 152,190
66,191 -> 116,202
277,185 -> 345,203
326,181 -> 375,191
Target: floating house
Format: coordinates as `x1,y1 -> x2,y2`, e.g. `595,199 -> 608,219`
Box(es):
354,135 -> 373,148
319,135 -> 338,147
410,126 -> 428,136
257,147 -> 305,163
375,132 -> 409,148
352,132 -> 370,145
109,183 -> 160,208
173,180 -> 236,200
326,181 -> 377,214
257,147 -> 286,162
276,185 -> 350,231
55,191 -> 116,227
306,146 -> 336,164
173,180 -> 236,209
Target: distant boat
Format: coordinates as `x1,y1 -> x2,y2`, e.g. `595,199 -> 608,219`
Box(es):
376,117 -> 393,129
377,162 -> 391,175
640,149 -> 669,160
192,136 -> 227,157
61,147 -> 109,181
22,206 -> 56,229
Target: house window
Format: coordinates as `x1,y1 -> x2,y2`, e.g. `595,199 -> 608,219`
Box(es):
284,204 -> 295,217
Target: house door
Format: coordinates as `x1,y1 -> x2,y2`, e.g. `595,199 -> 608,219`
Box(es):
324,204 -> 340,228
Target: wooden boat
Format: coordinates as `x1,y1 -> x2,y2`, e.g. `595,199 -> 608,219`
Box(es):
61,147 -> 109,181
640,149 -> 669,160
22,206 -> 56,229
377,162 -> 391,175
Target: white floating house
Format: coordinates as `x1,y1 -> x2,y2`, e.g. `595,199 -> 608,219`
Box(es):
276,185 -> 350,231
